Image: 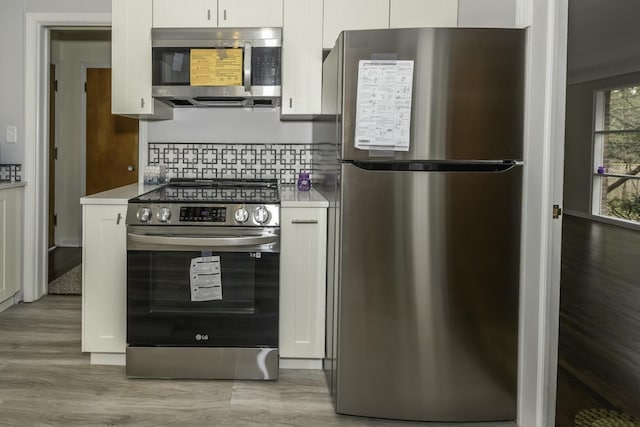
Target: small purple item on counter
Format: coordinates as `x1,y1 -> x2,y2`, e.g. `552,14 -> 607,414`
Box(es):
297,172 -> 311,191
597,166 -> 606,174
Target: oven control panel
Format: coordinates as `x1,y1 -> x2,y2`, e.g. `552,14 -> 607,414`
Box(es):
126,203 -> 279,227
179,206 -> 227,223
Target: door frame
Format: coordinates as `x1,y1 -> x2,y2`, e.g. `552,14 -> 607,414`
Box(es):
49,60 -> 60,249
24,13 -> 111,303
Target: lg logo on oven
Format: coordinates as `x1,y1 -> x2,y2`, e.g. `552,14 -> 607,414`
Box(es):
195,334 -> 209,341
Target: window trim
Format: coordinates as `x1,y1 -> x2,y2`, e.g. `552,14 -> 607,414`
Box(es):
591,84 -> 640,225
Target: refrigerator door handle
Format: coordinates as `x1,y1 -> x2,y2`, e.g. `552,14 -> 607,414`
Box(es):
351,160 -> 520,173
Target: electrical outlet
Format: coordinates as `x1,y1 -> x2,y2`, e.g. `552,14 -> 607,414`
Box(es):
6,126 -> 17,143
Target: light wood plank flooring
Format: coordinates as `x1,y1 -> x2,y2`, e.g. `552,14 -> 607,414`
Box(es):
0,296 -> 515,426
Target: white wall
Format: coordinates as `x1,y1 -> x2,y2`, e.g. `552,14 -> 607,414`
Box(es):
146,108 -> 313,144
0,0 -> 25,163
0,0 -> 110,165
458,0 -> 517,27
51,35 -> 111,247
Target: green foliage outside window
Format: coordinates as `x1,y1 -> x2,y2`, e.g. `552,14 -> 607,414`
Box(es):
599,86 -> 640,222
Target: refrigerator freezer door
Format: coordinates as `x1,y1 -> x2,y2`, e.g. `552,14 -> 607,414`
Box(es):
339,28 -> 525,162
336,162 -> 521,422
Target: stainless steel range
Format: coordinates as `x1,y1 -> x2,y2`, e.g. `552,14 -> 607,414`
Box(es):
125,178 -> 280,380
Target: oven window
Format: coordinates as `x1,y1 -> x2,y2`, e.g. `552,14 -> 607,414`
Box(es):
149,252 -> 256,314
127,249 -> 279,347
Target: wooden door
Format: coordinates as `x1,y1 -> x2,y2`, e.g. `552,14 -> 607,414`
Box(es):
49,64 -> 56,248
86,68 -> 138,195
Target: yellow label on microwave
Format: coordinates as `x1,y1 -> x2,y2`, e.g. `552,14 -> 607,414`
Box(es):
190,48 -> 242,86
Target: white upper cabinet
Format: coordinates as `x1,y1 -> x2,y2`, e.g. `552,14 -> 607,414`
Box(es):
112,0 -> 173,119
281,0 -> 323,117
153,0 -> 217,28
389,0 -> 458,28
218,0 -> 283,27
323,0 -> 389,49
153,0 -> 283,28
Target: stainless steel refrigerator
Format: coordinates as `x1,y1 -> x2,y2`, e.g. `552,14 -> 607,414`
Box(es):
314,28 -> 525,422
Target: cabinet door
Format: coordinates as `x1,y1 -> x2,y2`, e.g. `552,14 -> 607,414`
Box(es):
323,0 -> 389,49
82,204 -> 127,353
218,0 -> 283,27
153,0 -> 217,27
281,0 -> 323,116
279,207 -> 327,358
389,0 -> 458,28
112,0 -> 153,115
0,188 -> 22,303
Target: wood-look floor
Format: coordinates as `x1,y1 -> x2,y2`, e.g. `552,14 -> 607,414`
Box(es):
0,296 -> 516,427
48,247 -> 82,282
556,214 -> 640,425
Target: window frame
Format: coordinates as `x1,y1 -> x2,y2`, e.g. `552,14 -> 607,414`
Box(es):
591,84 -> 640,226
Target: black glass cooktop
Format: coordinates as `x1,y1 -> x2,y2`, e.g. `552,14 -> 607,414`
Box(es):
133,178 -> 280,204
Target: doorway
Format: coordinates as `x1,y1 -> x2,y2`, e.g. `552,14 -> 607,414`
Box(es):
46,29 -> 138,294
556,0 -> 640,425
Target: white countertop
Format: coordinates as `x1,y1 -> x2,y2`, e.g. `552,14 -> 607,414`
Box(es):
0,181 -> 26,190
80,183 -> 161,205
280,185 -> 328,208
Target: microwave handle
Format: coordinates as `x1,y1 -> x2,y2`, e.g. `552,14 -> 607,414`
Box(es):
243,42 -> 252,93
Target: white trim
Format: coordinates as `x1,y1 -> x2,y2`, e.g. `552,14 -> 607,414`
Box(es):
279,358 -> 322,370
516,0 -> 568,426
24,13 -> 111,302
90,352 -> 126,366
0,294 -> 17,313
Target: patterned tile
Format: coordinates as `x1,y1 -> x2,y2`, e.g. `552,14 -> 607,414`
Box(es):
148,143 -> 315,184
0,164 -> 22,182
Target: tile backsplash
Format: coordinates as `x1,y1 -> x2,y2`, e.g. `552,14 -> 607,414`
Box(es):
0,164 -> 21,182
148,143 -> 314,184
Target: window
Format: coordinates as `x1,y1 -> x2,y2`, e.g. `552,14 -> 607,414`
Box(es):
592,85 -> 640,223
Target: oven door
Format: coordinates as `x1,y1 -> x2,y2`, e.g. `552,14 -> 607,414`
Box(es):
126,225 -> 279,348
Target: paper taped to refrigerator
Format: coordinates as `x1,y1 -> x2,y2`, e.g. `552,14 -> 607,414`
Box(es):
190,256 -> 222,301
355,60 -> 414,152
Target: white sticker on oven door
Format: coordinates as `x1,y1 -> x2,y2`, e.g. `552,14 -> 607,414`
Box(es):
190,256 -> 222,302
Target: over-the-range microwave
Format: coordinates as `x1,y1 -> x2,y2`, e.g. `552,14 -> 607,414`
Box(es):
151,27 -> 281,108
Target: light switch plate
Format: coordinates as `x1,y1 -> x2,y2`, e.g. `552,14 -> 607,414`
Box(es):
6,126 -> 17,143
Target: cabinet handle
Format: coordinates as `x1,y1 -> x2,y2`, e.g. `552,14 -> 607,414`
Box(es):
223,9 -> 227,20
291,219 -> 318,224
289,98 -> 293,108
116,213 -> 123,225
207,9 -> 211,20
140,98 -> 145,108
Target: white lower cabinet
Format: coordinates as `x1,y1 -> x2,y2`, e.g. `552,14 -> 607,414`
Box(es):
82,204 -> 127,357
279,207 -> 327,359
0,187 -> 23,305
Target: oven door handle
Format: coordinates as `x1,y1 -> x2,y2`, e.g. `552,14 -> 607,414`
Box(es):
127,233 -> 278,248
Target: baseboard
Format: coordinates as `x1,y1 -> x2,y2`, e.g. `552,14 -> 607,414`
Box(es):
279,358 -> 322,370
0,296 -> 15,313
56,240 -> 82,248
89,353 -> 322,370
90,352 -> 126,366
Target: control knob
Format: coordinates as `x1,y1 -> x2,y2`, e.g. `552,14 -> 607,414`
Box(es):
136,207 -> 152,223
234,207 -> 249,224
253,206 -> 270,225
157,207 -> 172,223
